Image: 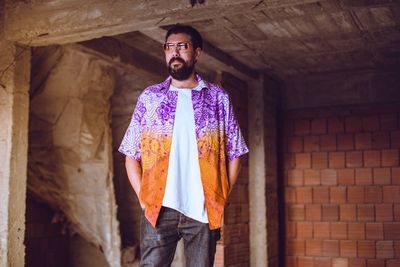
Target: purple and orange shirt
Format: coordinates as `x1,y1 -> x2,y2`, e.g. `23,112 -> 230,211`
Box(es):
118,74 -> 248,229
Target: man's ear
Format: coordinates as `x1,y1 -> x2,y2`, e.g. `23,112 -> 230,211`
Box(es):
194,47 -> 202,62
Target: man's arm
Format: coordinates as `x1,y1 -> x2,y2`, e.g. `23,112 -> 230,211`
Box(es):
228,157 -> 241,196
125,156 -> 145,209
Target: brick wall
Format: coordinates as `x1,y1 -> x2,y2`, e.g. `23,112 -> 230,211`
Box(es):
24,193 -> 69,267
283,103 -> 400,267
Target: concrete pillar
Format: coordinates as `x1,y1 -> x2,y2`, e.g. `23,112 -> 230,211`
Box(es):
248,75 -> 267,266
0,39 -> 31,267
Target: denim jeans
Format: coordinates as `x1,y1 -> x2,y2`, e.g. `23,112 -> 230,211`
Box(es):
140,207 -> 221,267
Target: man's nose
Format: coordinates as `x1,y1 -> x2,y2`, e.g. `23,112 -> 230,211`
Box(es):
172,46 -> 180,57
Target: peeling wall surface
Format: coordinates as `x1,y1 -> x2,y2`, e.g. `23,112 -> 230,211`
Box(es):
28,47 -> 121,267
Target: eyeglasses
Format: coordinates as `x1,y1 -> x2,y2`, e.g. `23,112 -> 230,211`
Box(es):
163,42 -> 191,52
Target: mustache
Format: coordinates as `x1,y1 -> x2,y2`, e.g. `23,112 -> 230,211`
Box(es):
168,57 -> 185,66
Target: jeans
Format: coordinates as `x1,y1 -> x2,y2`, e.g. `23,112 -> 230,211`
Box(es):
140,207 -> 221,267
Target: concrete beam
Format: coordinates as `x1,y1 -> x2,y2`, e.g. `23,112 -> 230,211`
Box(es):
78,37 -> 167,81
0,40 -> 31,267
248,75 -> 267,267
140,27 -> 259,82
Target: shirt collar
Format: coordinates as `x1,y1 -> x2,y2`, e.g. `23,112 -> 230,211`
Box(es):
160,73 -> 209,91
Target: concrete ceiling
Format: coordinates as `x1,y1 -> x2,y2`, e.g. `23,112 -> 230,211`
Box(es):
117,0 -> 400,79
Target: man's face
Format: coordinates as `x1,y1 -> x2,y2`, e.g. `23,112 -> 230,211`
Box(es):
164,33 -> 201,81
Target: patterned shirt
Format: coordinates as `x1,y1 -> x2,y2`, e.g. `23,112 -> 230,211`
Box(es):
118,74 -> 249,229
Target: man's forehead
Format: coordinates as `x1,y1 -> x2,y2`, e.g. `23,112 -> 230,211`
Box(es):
166,33 -> 191,43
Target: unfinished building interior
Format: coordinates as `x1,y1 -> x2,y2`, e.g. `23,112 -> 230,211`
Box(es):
1,0 -> 400,267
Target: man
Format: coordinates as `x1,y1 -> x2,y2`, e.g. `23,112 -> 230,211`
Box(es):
119,24 -> 248,266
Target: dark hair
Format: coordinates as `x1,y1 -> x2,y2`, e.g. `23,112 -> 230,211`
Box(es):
165,24 -> 203,50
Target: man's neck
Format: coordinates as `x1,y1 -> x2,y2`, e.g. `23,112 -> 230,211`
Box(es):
170,72 -> 198,88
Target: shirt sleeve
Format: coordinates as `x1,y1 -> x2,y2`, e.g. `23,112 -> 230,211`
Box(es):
225,96 -> 249,161
118,94 -> 146,161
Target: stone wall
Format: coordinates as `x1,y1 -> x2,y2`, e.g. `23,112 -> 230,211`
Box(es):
28,46 -> 120,267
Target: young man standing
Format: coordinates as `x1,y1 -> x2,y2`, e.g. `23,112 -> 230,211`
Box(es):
119,24 -> 248,266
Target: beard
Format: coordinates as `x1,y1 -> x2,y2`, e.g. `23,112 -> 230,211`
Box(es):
167,57 -> 195,81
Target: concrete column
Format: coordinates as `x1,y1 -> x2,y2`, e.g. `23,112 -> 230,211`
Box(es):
0,40 -> 31,267
248,75 -> 267,266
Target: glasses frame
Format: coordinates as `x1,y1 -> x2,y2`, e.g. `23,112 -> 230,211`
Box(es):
163,42 -> 191,52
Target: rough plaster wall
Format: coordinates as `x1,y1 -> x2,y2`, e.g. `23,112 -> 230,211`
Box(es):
28,47 -> 121,267
0,38 -> 31,266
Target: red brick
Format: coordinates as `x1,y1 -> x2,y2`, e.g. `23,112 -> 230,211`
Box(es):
288,204 -> 305,221
346,116 -> 363,133
340,204 -> 357,221
295,153 -> 311,169
362,115 -> 380,131
348,258 -> 366,267
320,134 -> 337,151
332,258 -> 349,267
387,260 -> 400,267
284,153 -> 296,169
348,187 -> 365,203
313,187 -> 330,203
372,132 -> 390,149
384,222 -> 400,240
358,240 -> 376,258
395,204 -> 400,221
395,241 -> 400,257
328,117 -> 345,133
364,186 -> 383,203
286,256 -> 297,267
304,169 -> 320,186
287,222 -> 297,238
295,119 -> 310,135
366,259 -> 385,267
393,167 -> 400,185
314,257 -> 331,267
391,131 -> 400,148
375,204 -> 394,222
338,169 -> 355,185
338,133 -> 355,151
287,239 -> 305,256
288,170 -> 304,186
356,168 -> 373,185
305,204 -> 321,221
298,256 -> 314,267
296,187 -> 312,203
358,204 -> 375,221
364,150 -> 381,168
373,168 -> 391,185
348,222 -> 365,240
330,187 -> 347,204
347,151 -> 363,168
297,222 -> 313,238
340,240 -> 357,257
306,239 -> 322,256
380,113 -> 398,130
314,222 -> 330,239
331,222 -> 348,239
321,169 -> 338,185
366,223 -> 384,240
304,136 -> 319,152
311,118 -> 327,134
382,149 -> 399,167
323,240 -> 340,256
330,152 -> 346,168
285,187 -> 297,203
383,186 -> 400,203
355,133 -> 372,150
322,204 -> 339,221
312,152 -> 328,169
288,136 -> 303,152
376,240 -> 394,259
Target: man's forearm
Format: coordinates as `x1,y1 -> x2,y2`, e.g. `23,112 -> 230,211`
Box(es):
228,157 -> 241,195
125,156 -> 144,209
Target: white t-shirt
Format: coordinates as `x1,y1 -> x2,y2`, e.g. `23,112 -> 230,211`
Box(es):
161,82 -> 208,223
